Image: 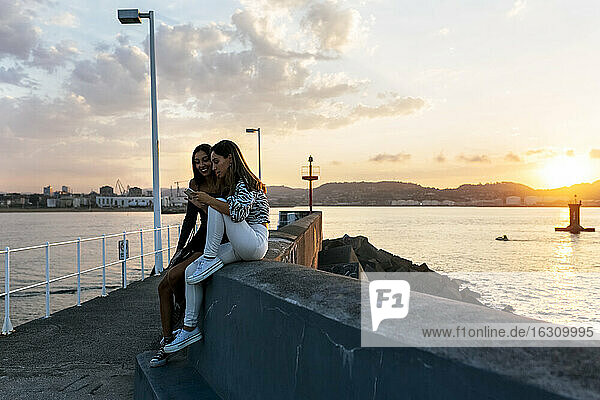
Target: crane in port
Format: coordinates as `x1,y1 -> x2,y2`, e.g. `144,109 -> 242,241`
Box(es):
115,179 -> 126,196
173,180 -> 188,197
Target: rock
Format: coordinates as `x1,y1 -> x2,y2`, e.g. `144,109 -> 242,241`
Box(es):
459,287 -> 481,299
413,262 -> 432,272
502,305 -> 515,313
460,289 -> 484,305
325,234 -> 487,308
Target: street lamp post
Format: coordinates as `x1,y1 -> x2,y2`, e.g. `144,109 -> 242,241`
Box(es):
118,9 -> 163,273
245,128 -> 261,180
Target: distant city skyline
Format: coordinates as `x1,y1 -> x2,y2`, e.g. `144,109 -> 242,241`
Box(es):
1,0 -> 600,193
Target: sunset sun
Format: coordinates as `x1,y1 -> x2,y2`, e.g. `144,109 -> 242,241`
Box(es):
540,156 -> 593,189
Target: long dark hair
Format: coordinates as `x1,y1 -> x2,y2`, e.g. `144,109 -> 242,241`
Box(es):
212,140 -> 266,195
191,144 -> 214,189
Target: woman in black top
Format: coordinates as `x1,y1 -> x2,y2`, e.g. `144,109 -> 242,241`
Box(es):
150,144 -> 217,367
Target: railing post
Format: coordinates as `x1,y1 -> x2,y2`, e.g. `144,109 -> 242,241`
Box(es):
76,237 -> 81,306
167,226 -> 171,262
101,234 -> 107,297
2,247 -> 13,335
45,242 -> 50,318
122,232 -> 127,288
140,229 -> 145,280
154,227 -> 163,275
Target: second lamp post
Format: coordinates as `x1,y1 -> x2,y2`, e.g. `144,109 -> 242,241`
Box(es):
245,127 -> 261,180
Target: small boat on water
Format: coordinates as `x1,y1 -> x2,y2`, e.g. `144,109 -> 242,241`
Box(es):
495,235 -> 509,241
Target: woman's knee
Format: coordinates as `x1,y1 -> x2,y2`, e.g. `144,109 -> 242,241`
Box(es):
208,198 -> 226,215
236,243 -> 266,261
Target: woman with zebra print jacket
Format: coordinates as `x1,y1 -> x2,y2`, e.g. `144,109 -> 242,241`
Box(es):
164,139 -> 270,353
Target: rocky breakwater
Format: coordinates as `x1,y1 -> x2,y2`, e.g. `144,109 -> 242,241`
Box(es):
322,234 -> 483,306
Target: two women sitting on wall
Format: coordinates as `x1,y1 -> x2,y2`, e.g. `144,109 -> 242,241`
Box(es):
150,140 -> 270,366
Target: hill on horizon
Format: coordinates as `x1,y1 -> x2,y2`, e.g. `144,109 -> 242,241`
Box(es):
266,180 -> 600,203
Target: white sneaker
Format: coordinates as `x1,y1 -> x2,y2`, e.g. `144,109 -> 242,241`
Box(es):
186,256 -> 224,284
159,329 -> 182,347
163,327 -> 203,353
185,255 -> 206,283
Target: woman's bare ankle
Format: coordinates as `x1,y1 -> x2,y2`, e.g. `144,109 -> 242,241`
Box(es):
183,325 -> 195,332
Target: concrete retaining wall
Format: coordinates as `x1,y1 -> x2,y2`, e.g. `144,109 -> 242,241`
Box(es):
266,211 -> 322,268
136,210 -> 598,399
185,261 -> 589,399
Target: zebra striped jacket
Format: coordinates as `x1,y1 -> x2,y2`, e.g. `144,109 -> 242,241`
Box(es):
226,179 -> 270,225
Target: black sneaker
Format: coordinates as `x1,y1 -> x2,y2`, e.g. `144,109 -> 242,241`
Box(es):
149,347 -> 169,368
150,335 -> 175,368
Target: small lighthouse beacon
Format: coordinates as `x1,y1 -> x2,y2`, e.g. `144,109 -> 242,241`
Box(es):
301,155 -> 320,212
555,195 -> 595,233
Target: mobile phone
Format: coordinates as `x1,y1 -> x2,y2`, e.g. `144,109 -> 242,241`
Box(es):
184,188 -> 196,197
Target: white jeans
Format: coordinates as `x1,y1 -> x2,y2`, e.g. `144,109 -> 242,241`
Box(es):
184,202 -> 269,327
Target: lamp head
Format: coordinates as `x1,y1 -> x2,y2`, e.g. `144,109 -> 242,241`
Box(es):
118,9 -> 142,24
246,128 -> 258,133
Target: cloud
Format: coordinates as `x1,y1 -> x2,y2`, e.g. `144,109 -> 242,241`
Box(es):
434,152 -> 446,163
28,41 -> 79,72
242,0 -> 311,9
526,149 -> 543,155
352,97 -> 425,119
0,0 -> 429,192
565,149 -> 575,157
457,154 -> 491,163
0,94 -> 91,139
504,152 -> 521,162
0,0 -> 41,60
369,153 -> 411,162
147,7 -> 424,132
0,65 -> 36,88
67,44 -> 149,115
590,149 -> 600,159
526,148 -> 557,158
47,12 -> 79,27
507,0 -> 526,18
301,1 -> 362,55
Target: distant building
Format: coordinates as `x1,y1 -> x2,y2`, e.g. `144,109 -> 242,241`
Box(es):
43,185 -> 53,196
96,195 -> 171,208
128,186 -> 143,197
421,200 -> 441,206
506,196 -> 521,206
61,186 -> 71,194
57,198 -> 73,208
524,196 -> 538,206
391,199 -> 420,206
100,186 -> 114,196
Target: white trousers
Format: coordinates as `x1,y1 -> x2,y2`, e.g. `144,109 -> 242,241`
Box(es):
184,202 -> 269,327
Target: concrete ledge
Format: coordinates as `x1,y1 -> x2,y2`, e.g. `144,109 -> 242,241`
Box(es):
134,351 -> 220,400
183,260 -> 597,399
267,211 -> 322,268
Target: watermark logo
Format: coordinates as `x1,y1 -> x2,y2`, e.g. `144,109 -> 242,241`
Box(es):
369,280 -> 410,331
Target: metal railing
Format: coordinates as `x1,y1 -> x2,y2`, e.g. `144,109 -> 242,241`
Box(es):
0,223 -> 190,335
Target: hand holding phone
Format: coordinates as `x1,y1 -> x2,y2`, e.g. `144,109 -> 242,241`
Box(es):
184,188 -> 196,197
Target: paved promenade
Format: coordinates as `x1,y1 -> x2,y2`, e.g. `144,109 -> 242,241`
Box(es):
0,275 -> 169,399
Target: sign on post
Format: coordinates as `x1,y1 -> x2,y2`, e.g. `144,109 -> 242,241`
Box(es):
119,240 -> 129,260
119,239 -> 129,288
